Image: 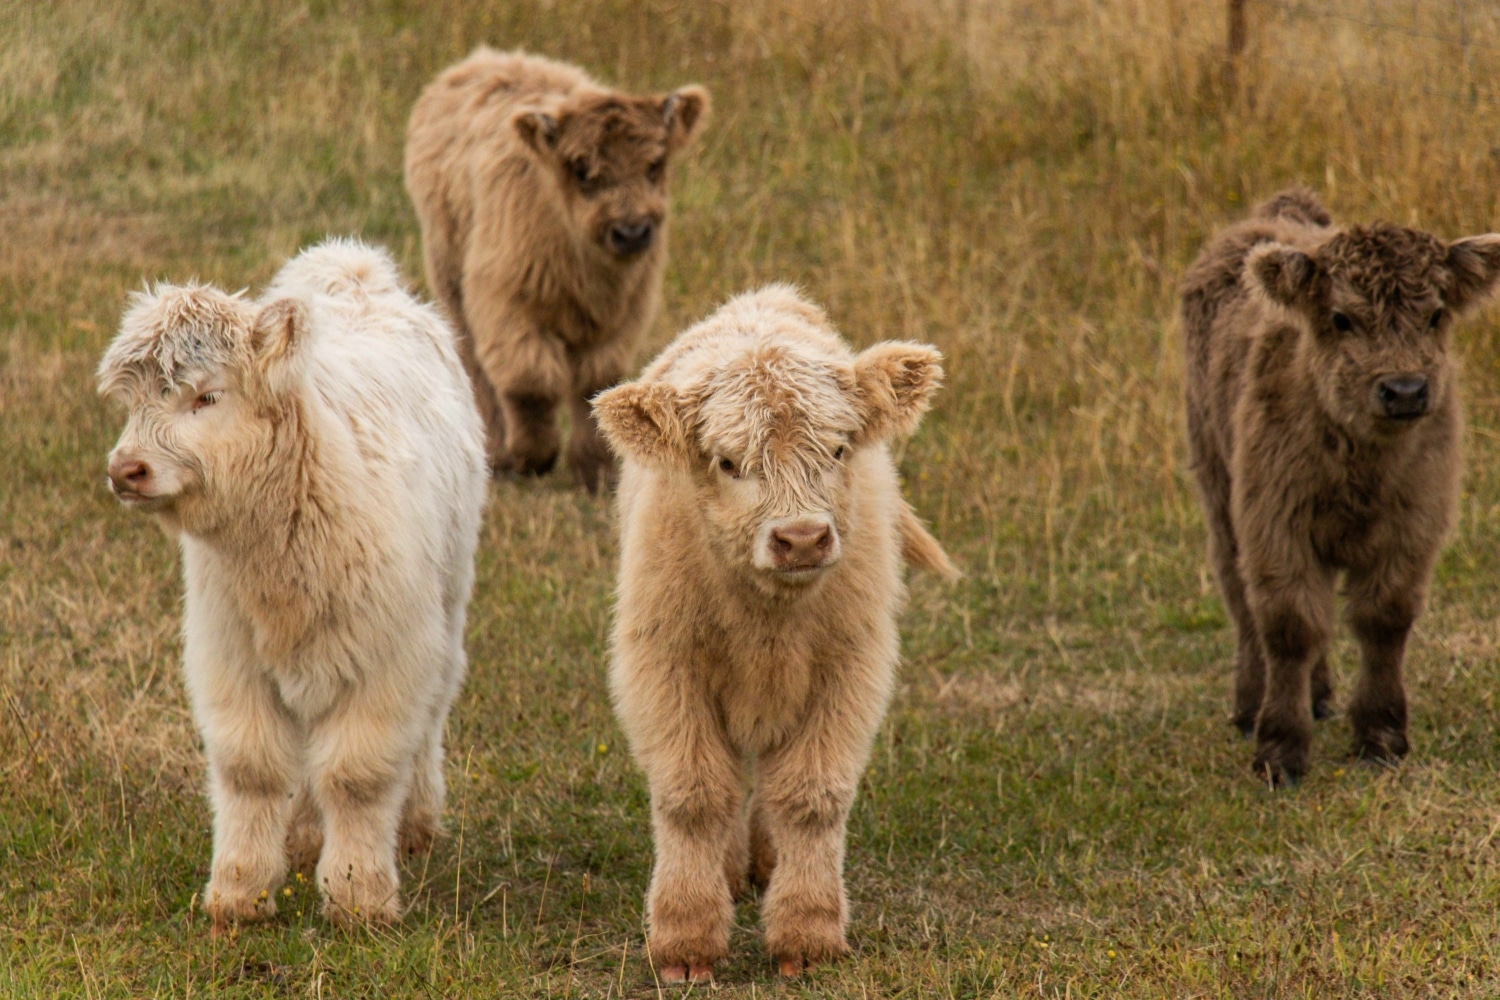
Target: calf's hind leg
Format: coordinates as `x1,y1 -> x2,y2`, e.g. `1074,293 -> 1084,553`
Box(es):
1191,451 -> 1270,734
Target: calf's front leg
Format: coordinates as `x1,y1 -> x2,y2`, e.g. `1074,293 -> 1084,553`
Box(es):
197,673 -> 301,930
1344,568 -> 1425,764
306,685 -> 421,925
1246,570 -> 1334,786
637,723 -> 744,982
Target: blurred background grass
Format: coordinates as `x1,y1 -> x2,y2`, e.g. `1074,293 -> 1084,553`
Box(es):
5,0 -> 1500,995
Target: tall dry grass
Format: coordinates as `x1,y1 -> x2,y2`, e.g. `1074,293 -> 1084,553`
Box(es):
6,0 -> 1500,994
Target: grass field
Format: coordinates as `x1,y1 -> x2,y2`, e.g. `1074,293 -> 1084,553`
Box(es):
7,0 -> 1500,995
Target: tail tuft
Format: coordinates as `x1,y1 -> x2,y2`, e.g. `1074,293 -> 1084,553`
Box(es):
899,505 -> 961,581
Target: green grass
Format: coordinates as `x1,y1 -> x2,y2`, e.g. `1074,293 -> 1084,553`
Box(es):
6,0 -> 1500,995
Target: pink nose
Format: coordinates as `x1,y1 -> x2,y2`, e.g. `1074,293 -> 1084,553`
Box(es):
770,521 -> 834,569
108,456 -> 150,494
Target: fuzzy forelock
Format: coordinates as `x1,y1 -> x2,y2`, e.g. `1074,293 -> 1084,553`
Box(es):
557,92 -> 670,164
695,347 -> 859,476
97,283 -> 250,399
1322,224 -> 1448,308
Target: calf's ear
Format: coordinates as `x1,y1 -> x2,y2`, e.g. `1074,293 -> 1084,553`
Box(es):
250,297 -> 309,392
1246,242 -> 1317,309
852,342 -> 944,442
1446,234 -> 1500,314
663,86 -> 710,148
591,382 -> 694,467
514,111 -> 560,154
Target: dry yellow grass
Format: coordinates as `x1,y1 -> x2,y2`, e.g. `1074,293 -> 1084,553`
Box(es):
6,0 -> 1500,995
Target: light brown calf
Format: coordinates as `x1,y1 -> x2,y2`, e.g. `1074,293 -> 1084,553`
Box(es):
406,47 -> 708,491
593,285 -> 957,981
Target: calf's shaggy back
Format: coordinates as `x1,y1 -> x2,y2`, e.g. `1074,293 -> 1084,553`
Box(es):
1181,188 -> 1500,784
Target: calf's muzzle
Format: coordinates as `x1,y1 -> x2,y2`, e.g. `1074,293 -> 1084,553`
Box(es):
108,453 -> 152,499
763,514 -> 839,572
608,219 -> 655,256
1374,373 -> 1428,421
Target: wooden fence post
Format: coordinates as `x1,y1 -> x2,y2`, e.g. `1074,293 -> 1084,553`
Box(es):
1225,0 -> 1247,95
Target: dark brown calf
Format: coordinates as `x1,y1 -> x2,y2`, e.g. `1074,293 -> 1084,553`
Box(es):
1181,187 -> 1500,784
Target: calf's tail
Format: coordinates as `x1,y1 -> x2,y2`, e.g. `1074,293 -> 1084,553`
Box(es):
900,504 -> 962,581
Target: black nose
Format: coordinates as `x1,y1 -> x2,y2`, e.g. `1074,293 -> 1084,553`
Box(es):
608,220 -> 654,255
1376,374 -> 1429,419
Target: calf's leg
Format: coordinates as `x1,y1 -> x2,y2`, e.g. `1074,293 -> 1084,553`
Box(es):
639,727 -> 744,982
1344,568 -> 1423,764
1192,452 -> 1272,733
466,293 -> 567,476
1247,571 -> 1334,785
198,673 -> 301,930
568,347 -> 627,494
306,684 -> 422,925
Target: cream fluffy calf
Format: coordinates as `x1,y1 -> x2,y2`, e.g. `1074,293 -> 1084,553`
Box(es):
593,286 -> 957,981
97,239 -> 487,929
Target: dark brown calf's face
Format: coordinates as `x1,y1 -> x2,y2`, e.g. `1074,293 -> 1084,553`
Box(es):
1250,225 -> 1500,439
515,86 -> 709,260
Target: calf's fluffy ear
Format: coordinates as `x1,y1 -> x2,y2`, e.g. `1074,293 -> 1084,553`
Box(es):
250,297 -> 309,390
514,111 -> 560,153
1446,234 -> 1500,314
852,342 -> 944,442
662,86 -> 710,147
591,382 -> 694,466
1246,242 -> 1317,308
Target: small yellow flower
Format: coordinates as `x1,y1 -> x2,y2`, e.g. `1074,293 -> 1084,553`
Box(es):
1334,768 -> 1346,777
283,887 -> 292,897
1108,949 -> 1116,959
258,889 -> 268,900
596,743 -> 609,754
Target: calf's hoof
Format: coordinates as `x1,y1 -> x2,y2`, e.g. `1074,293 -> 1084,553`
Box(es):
285,822 -> 324,877
1353,727 -> 1409,766
658,963 -> 714,984
495,450 -> 558,478
398,808 -> 440,857
1252,727 -> 1311,788
574,454 -> 618,495
319,864 -> 400,926
204,882 -> 277,932
777,955 -> 811,977
1230,711 -> 1256,739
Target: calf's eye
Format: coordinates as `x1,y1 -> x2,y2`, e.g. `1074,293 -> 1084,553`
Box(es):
1429,308 -> 1445,329
1331,312 -> 1353,333
646,159 -> 665,183
833,445 -> 845,460
569,159 -> 591,184
191,391 -> 221,412
716,456 -> 738,478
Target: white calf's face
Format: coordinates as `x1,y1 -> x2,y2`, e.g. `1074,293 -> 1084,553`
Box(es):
106,372 -> 243,515
98,284 -> 306,533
